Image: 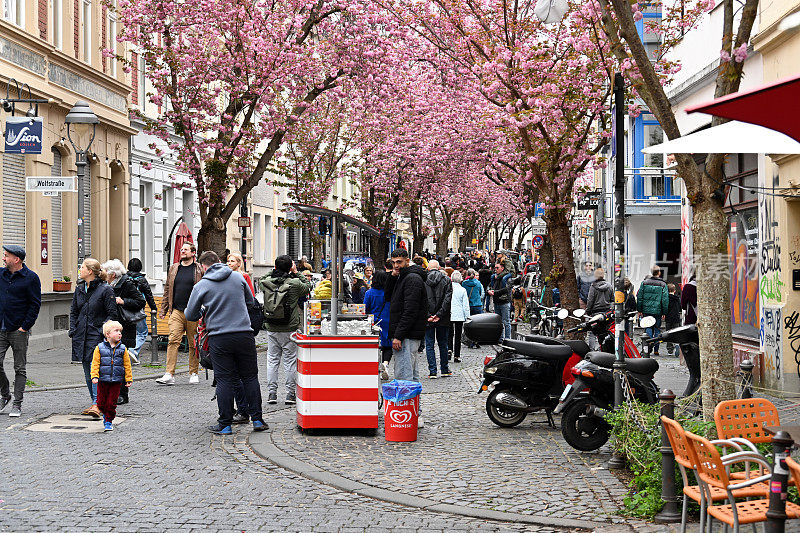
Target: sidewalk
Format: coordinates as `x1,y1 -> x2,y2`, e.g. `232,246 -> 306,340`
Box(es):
19,330 -> 269,391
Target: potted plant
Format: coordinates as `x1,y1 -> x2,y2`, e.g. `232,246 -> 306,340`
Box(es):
53,275 -> 72,292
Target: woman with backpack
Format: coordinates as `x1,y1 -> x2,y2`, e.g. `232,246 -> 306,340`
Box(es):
126,258 -> 157,360
364,270 -> 391,380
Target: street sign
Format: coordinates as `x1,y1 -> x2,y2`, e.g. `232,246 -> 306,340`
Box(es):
531,226 -> 547,235
532,235 -> 544,250
237,216 -> 251,228
26,176 -> 76,192
534,203 -> 545,218
5,117 -> 43,154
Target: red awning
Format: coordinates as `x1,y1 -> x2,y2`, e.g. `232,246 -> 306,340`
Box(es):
686,73 -> 800,142
172,222 -> 194,264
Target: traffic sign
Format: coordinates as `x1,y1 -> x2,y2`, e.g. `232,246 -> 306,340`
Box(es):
532,235 -> 544,250
534,203 -> 545,218
531,226 -> 546,235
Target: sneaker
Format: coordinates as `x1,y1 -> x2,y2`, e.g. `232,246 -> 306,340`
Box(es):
453,358 -> 461,363
252,420 -> 269,432
441,371 -> 452,377
103,421 -> 113,432
267,392 -> 277,404
155,373 -> 175,385
209,424 -> 232,435
0,396 -> 11,413
232,413 -> 250,425
428,374 -> 438,379
285,393 -> 296,405
9,405 -> 21,418
128,351 -> 140,365
380,362 -> 389,380
189,373 -> 199,384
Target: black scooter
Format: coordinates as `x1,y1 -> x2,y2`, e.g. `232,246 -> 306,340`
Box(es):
466,312 -> 586,428
650,324 -> 701,397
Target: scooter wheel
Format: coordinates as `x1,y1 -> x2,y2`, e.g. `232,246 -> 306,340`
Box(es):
485,390 -> 527,428
560,398 -> 609,451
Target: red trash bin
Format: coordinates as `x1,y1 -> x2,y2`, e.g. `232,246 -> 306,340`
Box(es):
384,396 -> 419,442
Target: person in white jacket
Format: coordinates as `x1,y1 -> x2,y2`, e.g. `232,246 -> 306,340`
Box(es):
449,271 -> 471,363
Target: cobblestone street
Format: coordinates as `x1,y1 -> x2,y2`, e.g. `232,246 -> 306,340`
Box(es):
1,329 -> 697,532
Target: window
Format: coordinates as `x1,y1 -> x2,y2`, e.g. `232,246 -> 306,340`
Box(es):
3,153 -> 26,247
264,214 -> 273,264
83,0 -> 91,64
139,55 -> 146,112
51,148 -> 63,279
3,0 -> 24,26
643,122 -> 664,168
253,214 -> 262,264
53,0 -> 62,48
107,1 -> 117,76
139,181 -> 154,277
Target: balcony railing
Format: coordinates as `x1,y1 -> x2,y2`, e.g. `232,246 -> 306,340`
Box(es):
625,168 -> 680,204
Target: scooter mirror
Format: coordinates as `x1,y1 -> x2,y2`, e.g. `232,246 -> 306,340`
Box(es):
640,316 -> 657,328
572,309 -> 586,318
557,308 -> 569,320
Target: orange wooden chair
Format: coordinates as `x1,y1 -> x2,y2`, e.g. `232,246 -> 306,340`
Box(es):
662,416 -> 769,533
686,430 -> 800,532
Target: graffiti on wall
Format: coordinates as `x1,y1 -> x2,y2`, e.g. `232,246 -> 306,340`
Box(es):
759,172 -> 783,306
785,310 -> 800,381
761,306 -> 783,386
729,210 -> 759,339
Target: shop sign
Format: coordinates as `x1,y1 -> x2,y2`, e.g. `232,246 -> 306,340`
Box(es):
5,117 -> 43,154
577,191 -> 600,210
40,220 -> 48,264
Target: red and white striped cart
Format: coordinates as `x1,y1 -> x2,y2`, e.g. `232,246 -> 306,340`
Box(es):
291,333 -> 380,430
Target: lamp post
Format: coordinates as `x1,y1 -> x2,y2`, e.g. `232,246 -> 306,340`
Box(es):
64,101 -> 98,265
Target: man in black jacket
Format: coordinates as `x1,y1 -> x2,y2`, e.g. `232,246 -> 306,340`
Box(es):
385,248 -> 428,382
424,260 -> 452,378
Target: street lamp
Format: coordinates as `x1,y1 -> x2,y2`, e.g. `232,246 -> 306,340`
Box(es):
64,101 -> 98,263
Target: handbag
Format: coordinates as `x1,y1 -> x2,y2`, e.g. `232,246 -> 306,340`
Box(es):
118,305 -> 146,323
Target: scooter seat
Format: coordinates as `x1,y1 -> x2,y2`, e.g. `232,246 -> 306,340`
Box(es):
561,339 -> 591,357
587,352 -> 660,375
521,335 -> 590,357
502,339 -> 574,361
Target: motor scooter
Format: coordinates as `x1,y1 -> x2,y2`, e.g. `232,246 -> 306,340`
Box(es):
646,324 -> 701,397
467,311 -> 585,428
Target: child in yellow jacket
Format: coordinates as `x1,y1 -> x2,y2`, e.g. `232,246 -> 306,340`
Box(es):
90,321 -> 132,431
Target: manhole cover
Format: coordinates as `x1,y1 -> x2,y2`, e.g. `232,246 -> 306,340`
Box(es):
25,414 -> 127,433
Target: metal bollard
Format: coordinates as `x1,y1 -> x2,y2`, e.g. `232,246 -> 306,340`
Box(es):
740,358 -> 754,399
150,311 -> 159,365
654,389 -> 681,523
510,321 -> 519,339
765,431 -> 794,533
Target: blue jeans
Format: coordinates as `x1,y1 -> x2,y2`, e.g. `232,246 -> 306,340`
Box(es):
81,358 -> 98,403
209,332 -> 263,427
425,324 -> 450,376
132,318 -> 148,357
469,306 -> 483,316
644,315 -> 662,355
496,302 -> 512,341
392,338 -> 421,382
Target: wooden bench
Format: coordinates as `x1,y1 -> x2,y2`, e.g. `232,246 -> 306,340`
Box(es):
144,296 -> 171,336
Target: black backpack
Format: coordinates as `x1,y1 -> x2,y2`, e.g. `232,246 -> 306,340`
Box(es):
512,286 -> 524,300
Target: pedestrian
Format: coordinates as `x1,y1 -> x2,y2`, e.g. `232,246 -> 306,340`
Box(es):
680,272 -> 698,325
497,252 -> 516,276
185,251 -> 268,435
488,262 -> 512,341
70,258 -> 117,418
90,321 -> 133,431
259,255 -> 313,405
0,245 -> 41,418
297,255 -> 313,272
478,265 -> 492,311
385,248 -> 428,385
511,277 -> 526,322
585,268 -> 613,316
623,277 -> 637,335
576,261 -> 594,309
156,243 -> 203,386
637,265 -> 669,356
227,252 -> 255,295
126,258 -> 157,361
449,271 -> 470,363
665,283 -> 682,356
364,270 -> 391,379
383,259 -> 393,273
351,273 -> 369,304
424,260 -> 452,378
363,265 -> 374,289
103,259 -> 145,405
462,268 -> 484,316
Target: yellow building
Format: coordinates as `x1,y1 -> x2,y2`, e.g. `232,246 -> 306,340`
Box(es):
751,9 -> 800,390
0,1 -> 133,349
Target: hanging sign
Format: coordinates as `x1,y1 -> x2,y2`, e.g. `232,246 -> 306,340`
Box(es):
5,117 -> 43,154
40,220 -> 48,265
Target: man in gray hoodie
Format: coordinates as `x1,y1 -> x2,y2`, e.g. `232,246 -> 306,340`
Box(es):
185,251 -> 267,435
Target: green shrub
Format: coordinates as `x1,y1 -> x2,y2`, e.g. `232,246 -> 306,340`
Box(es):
605,401 -> 714,518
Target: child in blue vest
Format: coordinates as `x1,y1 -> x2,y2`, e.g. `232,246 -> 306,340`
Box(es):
90,321 -> 132,431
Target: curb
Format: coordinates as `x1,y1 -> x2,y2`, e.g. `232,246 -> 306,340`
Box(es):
248,429 -> 609,530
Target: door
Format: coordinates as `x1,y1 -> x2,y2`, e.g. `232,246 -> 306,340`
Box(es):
656,229 -> 681,285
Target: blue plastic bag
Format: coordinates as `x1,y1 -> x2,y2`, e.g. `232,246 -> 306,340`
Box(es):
381,379 -> 422,403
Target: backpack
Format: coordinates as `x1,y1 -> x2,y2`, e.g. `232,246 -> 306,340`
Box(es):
249,299 -> 265,332
262,275 -> 293,326
512,286 -> 524,300
196,316 -> 212,370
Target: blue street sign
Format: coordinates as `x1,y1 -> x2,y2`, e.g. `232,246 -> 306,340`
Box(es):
534,203 -> 545,218
5,117 -> 43,154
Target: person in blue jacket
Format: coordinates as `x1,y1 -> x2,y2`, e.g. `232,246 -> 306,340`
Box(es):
364,270 -> 391,380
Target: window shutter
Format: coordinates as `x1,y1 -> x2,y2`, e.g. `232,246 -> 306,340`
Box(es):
2,153 -> 26,247
51,148 -> 63,279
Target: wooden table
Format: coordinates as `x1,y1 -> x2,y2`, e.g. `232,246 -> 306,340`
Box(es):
764,425 -> 800,440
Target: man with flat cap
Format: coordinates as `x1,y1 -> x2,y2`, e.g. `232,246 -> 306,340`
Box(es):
0,245 -> 41,417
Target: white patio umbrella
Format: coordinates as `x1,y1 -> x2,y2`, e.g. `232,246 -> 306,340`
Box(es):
642,120 -> 800,155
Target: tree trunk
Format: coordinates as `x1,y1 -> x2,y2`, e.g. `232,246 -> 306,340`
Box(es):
370,234 -> 389,269
693,193 -> 736,418
436,224 -> 453,258
539,237 -> 555,307
545,210 -> 579,312
197,211 -> 228,257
